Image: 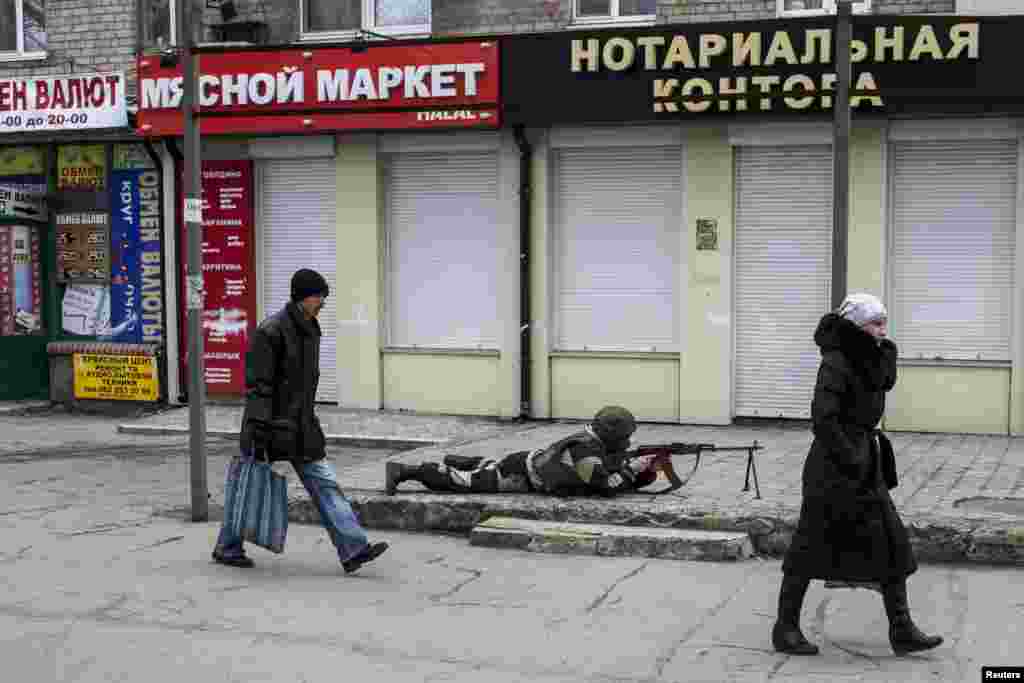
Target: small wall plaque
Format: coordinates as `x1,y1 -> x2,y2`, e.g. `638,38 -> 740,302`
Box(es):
696,218 -> 718,251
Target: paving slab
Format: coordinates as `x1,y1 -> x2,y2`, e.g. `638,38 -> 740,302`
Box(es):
469,516 -> 755,562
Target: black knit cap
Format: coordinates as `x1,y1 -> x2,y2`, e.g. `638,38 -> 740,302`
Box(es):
290,268 -> 330,302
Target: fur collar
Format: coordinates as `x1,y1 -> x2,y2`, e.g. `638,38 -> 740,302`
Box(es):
814,313 -> 897,391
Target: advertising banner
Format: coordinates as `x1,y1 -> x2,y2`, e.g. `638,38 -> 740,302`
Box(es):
0,73 -> 128,133
0,185 -> 47,220
62,283 -> 110,337
502,16 -> 1024,126
108,168 -> 144,343
56,211 -> 110,283
73,353 -> 159,401
138,41 -> 500,136
0,224 -> 43,336
179,160 -> 255,396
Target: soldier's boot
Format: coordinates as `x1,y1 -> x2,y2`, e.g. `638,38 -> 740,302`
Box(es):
883,580 -> 943,655
385,462 -> 459,495
385,462 -> 417,495
771,574 -> 819,655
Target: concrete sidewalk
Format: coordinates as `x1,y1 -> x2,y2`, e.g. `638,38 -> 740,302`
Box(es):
118,404 -> 1024,567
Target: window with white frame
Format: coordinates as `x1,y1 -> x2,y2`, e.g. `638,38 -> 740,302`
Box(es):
777,0 -> 871,16
301,0 -> 429,39
0,0 -> 47,60
574,0 -> 656,25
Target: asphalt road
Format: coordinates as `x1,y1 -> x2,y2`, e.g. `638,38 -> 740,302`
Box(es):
2,412 -> 1023,682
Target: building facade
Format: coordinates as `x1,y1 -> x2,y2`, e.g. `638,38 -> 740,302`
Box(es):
130,0 -> 1024,436
0,0 -> 176,402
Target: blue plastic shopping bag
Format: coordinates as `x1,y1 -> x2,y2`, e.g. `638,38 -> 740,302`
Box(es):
223,449 -> 289,554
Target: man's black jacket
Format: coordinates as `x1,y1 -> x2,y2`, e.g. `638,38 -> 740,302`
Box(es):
240,302 -> 326,464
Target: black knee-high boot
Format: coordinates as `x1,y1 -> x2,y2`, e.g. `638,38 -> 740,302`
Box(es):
385,462 -> 458,495
882,580 -> 943,654
772,574 -> 819,655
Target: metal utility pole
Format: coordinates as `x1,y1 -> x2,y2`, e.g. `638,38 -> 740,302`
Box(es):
179,0 -> 208,522
831,0 -> 853,310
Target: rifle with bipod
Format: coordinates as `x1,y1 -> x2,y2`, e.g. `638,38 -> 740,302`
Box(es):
622,440 -> 764,497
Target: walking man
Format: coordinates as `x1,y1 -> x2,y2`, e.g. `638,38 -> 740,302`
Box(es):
212,268 -> 389,574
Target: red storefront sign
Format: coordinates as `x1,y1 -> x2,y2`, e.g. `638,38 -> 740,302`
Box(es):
178,160 -> 255,396
137,41 -> 500,136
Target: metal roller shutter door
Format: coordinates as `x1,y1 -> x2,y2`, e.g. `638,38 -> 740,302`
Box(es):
260,157 -> 339,404
891,140 -> 1017,362
734,145 -> 833,418
554,146 -> 682,351
384,150 -> 501,349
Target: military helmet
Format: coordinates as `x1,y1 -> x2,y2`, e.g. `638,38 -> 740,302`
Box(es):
591,405 -> 636,448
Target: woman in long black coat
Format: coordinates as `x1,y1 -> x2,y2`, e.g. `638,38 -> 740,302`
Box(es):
772,293 -> 943,656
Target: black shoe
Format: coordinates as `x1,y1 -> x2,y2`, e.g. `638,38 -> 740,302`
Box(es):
772,621 -> 819,655
212,551 -> 255,568
890,618 -> 944,654
342,542 -> 389,574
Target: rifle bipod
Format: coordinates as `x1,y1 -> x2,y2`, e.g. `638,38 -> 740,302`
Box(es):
742,440 -> 762,499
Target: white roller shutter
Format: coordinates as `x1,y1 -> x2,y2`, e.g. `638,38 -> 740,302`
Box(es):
554,146 -> 682,351
260,158 -> 339,403
734,145 -> 833,418
385,150 -> 501,348
891,140 -> 1018,362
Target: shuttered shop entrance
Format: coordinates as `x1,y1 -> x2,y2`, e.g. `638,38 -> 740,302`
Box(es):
891,139 -> 1018,363
384,150 -> 501,349
553,145 -> 682,352
734,145 -> 832,418
259,157 -> 339,403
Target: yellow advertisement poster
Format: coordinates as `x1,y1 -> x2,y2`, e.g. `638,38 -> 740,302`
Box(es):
73,353 -> 159,401
58,145 -> 107,190
0,147 -> 44,176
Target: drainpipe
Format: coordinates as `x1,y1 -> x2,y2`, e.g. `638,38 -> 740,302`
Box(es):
514,126 -> 532,419
164,138 -> 184,402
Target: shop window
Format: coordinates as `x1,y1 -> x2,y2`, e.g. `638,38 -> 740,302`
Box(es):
141,0 -> 175,49
574,0 -> 656,25
0,225 -> 44,336
0,0 -> 47,61
777,0 -> 871,16
301,0 -> 430,39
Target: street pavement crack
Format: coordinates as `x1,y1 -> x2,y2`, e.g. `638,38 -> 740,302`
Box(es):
652,562 -> 761,678
59,521 -> 153,538
431,567 -> 484,601
0,504 -> 74,517
129,536 -> 185,552
585,561 -> 649,614
0,545 -> 32,563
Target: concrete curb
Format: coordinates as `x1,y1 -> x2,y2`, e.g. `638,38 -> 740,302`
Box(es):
161,492 -> 1024,567
115,424 -> 439,450
0,401 -> 51,415
469,516 -> 756,562
278,491 -> 1024,567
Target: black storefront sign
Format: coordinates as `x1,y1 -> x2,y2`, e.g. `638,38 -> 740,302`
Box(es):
502,16 -> 1024,126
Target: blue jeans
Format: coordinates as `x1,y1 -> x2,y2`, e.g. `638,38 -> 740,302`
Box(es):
215,458 -> 369,562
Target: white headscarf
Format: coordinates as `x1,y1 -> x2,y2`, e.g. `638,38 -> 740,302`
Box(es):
837,293 -> 887,328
